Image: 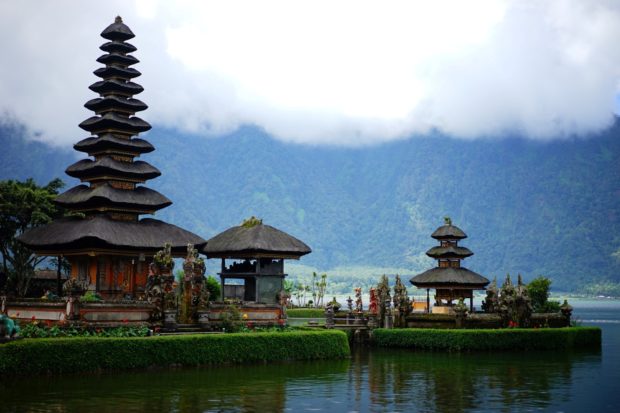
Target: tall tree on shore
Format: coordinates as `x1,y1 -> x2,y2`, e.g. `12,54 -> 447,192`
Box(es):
0,178 -> 64,296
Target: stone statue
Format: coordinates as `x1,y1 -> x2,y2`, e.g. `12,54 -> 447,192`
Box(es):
369,287 -> 378,315
514,274 -> 532,327
0,314 -> 19,339
376,274 -> 391,327
482,277 -> 499,313
346,296 -> 353,313
392,275 -> 411,327
498,273 -> 532,328
354,287 -> 363,313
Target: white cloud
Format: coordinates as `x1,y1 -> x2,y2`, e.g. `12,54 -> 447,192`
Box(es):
0,0 -> 619,146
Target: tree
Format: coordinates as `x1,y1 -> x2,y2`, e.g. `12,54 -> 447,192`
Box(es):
527,275 -> 560,313
205,275 -> 221,301
0,178 -> 64,296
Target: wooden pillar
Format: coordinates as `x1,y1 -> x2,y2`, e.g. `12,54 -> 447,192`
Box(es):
470,296 -> 473,312
220,258 -> 225,302
255,275 -> 259,303
426,288 -> 430,314
56,255 -> 62,295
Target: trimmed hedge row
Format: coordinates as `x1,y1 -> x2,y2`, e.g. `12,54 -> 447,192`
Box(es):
0,330 -> 350,375
287,308 -> 326,318
372,327 -> 601,351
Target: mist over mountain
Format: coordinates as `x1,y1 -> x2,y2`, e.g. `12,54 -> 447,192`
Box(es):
1,122 -> 619,292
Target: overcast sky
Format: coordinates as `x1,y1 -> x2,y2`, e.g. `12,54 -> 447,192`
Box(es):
1,0 -> 619,147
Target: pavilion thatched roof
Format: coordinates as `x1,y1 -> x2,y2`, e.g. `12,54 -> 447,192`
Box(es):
202,222 -> 311,259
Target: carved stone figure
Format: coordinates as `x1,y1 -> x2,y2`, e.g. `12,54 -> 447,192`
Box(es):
482,277 -> 499,313
0,315 -> 19,339
369,287 -> 378,315
354,287 -> 363,313
376,274 -> 391,327
392,275 -> 411,327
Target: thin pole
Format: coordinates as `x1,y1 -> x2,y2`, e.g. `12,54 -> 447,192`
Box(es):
56,255 -> 62,295
220,259 -> 225,302
426,288 -> 430,314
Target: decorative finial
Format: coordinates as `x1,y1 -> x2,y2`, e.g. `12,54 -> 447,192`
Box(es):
444,216 -> 452,226
115,16 -> 123,24
241,216 -> 263,228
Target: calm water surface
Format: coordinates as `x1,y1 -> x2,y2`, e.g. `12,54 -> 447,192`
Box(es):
1,300 -> 618,413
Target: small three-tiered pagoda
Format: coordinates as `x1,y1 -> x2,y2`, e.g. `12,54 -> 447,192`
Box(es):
18,17 -> 206,299
410,217 -> 489,312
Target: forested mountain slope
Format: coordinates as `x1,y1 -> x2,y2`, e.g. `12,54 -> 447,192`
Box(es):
2,121 -> 619,292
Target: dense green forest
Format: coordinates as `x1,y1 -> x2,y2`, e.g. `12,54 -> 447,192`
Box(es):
1,121 -> 619,294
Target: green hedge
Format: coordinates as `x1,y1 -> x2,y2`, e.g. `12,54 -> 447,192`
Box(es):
287,308 -> 326,318
0,330 -> 350,375
372,327 -> 601,351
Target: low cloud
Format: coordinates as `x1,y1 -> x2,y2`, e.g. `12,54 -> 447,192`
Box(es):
1,0 -> 619,147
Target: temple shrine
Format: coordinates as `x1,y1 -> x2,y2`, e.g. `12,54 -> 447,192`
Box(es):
203,217 -> 311,305
18,17 -> 206,299
410,218 -> 489,312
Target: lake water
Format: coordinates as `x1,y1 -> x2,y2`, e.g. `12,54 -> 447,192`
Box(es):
1,299 -> 618,412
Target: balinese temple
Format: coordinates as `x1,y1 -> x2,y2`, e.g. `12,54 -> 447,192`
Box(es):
410,218 -> 489,313
18,17 -> 206,299
202,218 -> 311,305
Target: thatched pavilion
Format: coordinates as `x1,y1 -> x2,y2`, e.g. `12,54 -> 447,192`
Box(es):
410,218 -> 489,313
18,17 -> 206,300
202,217 -> 311,305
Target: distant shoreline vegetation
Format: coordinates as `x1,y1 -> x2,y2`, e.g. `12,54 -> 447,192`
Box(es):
281,264 -> 620,298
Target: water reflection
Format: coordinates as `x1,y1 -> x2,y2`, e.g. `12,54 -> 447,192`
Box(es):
360,348 -> 600,412
0,345 -> 601,413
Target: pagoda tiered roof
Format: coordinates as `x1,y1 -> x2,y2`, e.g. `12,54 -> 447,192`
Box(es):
411,219 -> 489,290
65,158 -> 161,182
18,216 -> 204,256
74,134 -> 154,156
18,16 -> 206,255
79,112 -> 151,134
431,223 -> 467,240
425,245 -> 473,259
55,184 -> 171,213
85,96 -> 147,114
89,79 -> 144,95
100,41 -> 137,54
408,267 -> 489,288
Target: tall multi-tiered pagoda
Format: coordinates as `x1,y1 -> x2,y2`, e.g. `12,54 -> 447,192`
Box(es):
19,17 -> 206,299
410,217 -> 489,312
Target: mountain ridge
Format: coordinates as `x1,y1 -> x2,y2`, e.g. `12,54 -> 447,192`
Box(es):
1,122 -> 619,292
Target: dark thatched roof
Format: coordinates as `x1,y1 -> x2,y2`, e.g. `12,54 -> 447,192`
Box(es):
55,184 -> 171,212
426,245 -> 473,259
410,267 -> 489,289
17,215 -> 206,255
79,113 -> 151,134
85,96 -> 147,113
431,224 -> 467,240
202,224 -> 311,259
100,40 -> 137,54
101,16 -> 135,41
93,65 -> 141,80
96,53 -> 139,67
74,134 -> 154,155
89,79 -> 143,96
66,158 -> 160,181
